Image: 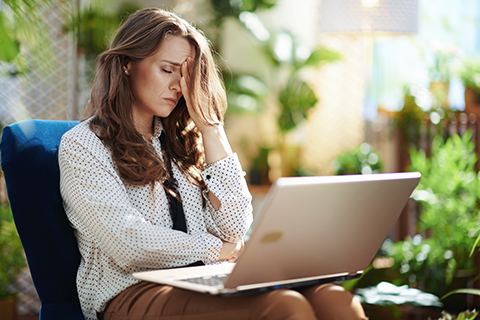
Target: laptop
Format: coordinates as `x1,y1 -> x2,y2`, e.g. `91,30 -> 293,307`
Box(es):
133,172 -> 421,296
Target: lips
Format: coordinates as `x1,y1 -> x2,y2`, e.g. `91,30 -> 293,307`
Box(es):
163,98 -> 178,106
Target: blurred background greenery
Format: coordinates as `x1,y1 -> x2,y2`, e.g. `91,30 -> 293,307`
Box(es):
2,0 -> 480,319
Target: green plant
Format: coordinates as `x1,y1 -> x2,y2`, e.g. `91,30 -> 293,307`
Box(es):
250,29 -> 341,133
427,40 -> 460,84
0,13 -> 19,63
64,1 -> 142,81
392,86 -> 426,147
208,0 -> 276,50
220,14 -> 342,129
224,72 -> 270,114
247,146 -> 271,185
271,37 -> 341,132
429,310 -> 478,320
206,0 -> 342,129
331,143 -> 382,175
0,204 -> 26,299
0,0 -> 55,75
427,242 -> 480,318
224,28 -> 341,133
457,58 -> 480,93
206,2 -> 341,178
235,27 -> 341,177
386,132 -> 480,297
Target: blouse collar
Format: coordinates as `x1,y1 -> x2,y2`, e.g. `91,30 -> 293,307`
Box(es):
153,116 -> 164,138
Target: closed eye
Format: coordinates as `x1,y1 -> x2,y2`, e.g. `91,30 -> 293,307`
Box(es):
163,69 -> 173,74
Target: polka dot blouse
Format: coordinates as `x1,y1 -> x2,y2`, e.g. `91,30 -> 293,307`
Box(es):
58,119 -> 253,320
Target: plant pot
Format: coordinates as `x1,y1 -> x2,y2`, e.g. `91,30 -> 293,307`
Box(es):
464,87 -> 480,116
0,295 -> 17,320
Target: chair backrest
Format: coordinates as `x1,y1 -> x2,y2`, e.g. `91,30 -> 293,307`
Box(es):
0,119 -> 84,319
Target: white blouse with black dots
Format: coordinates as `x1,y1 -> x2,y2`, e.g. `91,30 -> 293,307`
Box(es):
58,119 -> 253,320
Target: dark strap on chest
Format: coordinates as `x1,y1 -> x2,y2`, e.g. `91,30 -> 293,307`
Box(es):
159,132 -> 187,233
159,132 -> 205,268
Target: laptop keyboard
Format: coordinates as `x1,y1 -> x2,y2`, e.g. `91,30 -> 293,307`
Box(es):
180,274 -> 229,287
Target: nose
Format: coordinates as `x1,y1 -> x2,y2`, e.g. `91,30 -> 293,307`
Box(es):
169,73 -> 181,92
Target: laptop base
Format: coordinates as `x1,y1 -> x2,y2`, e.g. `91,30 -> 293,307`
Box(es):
206,273 -> 362,297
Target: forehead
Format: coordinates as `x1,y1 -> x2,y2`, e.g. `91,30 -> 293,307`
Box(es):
152,35 -> 194,64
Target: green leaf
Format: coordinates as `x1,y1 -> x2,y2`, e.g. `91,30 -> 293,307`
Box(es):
210,0 -> 239,18
278,75 -> 318,132
227,92 -> 264,114
230,74 -> 269,97
0,205 -> 26,298
458,57 -> 480,92
241,0 -> 277,12
0,13 -> 20,62
299,47 -> 342,68
469,234 -> 480,257
441,288 -> 480,300
254,0 -> 277,9
225,73 -> 268,114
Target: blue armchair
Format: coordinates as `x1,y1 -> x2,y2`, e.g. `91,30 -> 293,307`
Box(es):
0,119 -> 84,319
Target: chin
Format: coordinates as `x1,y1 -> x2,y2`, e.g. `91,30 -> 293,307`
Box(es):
157,112 -> 173,118
156,107 -> 176,118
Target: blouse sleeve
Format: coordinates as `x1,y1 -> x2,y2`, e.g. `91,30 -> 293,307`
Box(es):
59,131 -> 223,270
201,153 -> 254,243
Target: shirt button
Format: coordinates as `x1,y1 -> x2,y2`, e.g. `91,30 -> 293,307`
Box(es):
206,174 -> 211,180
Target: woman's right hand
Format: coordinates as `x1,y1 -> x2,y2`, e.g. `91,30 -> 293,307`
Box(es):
219,240 -> 244,262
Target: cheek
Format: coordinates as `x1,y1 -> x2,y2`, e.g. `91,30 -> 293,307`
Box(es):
148,72 -> 169,90
132,72 -> 163,95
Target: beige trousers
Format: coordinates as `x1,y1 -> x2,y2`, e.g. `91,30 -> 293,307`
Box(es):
103,281 -> 368,320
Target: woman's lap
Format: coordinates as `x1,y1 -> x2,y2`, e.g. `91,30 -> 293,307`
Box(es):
298,284 -> 368,320
104,281 -> 367,320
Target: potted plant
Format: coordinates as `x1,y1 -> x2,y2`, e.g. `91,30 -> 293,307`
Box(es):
457,58 -> 480,116
386,132 -> 480,310
0,203 -> 26,320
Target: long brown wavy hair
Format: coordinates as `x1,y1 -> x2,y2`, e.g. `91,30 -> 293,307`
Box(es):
84,8 -> 227,191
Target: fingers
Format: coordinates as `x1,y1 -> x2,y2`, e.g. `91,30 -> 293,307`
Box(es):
227,240 -> 244,262
219,240 -> 244,262
181,57 -> 199,120
180,57 -> 217,130
180,58 -> 191,104
219,241 -> 237,261
180,58 -> 209,130
180,57 -> 193,90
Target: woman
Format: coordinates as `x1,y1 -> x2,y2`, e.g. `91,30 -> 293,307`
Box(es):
59,8 -> 368,320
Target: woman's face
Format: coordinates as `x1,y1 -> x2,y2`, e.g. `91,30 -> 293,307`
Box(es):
126,35 -> 194,127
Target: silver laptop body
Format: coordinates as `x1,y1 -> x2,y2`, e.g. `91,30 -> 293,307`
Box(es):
133,172 -> 421,295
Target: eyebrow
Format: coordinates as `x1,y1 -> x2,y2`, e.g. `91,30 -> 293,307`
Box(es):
160,59 -> 183,67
